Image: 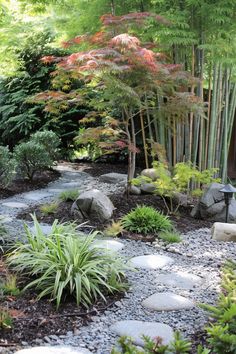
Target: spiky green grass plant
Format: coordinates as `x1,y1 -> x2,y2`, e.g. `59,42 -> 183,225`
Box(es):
58,189 -> 80,202
159,231 -> 182,243
40,202 -> 58,215
121,205 -> 172,235
7,216 -> 128,308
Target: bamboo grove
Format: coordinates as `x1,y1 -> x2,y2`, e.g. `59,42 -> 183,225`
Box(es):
0,0 -> 236,181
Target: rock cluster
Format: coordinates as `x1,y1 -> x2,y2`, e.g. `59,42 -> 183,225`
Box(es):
191,183 -> 236,222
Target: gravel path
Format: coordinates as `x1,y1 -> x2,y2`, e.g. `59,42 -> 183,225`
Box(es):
0,164 -> 236,353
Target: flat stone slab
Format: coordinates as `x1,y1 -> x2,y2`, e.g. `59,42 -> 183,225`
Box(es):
61,182 -> 82,188
47,188 -> 66,193
142,292 -> 195,311
129,254 -> 174,269
22,191 -> 53,201
91,239 -> 124,252
99,173 -> 127,184
2,202 -> 29,209
111,320 -> 174,347
157,271 -> 202,289
30,224 -> 52,235
0,215 -> 13,223
15,347 -> 92,354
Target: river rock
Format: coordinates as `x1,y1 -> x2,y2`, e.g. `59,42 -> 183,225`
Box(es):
140,183 -> 156,194
141,168 -> 159,181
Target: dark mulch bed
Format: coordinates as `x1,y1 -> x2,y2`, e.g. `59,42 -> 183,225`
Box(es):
0,170 -> 60,200
18,190 -> 213,234
0,259 -> 122,347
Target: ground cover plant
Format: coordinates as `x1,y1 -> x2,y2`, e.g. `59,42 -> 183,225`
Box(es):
7,216 -> 128,309
40,202 -> 59,215
158,231 -> 182,244
111,332 -> 192,354
58,189 -> 80,202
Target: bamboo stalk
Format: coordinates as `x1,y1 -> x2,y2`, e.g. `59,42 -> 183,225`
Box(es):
207,62 -> 219,168
140,110 -> 149,168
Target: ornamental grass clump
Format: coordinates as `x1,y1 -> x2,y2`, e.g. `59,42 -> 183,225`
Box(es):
7,215 -> 128,308
121,205 -> 172,235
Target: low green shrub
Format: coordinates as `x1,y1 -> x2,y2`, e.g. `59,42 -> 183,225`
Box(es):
58,189 -> 80,202
0,146 -> 16,187
159,231 -> 182,243
13,141 -> 53,180
7,216 -> 128,308
40,202 -> 58,215
121,205 -> 172,235
30,130 -> 60,160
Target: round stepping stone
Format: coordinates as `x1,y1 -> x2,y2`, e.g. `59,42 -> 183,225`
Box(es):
129,254 -> 173,269
47,188 -> 66,194
157,271 -> 202,289
142,292 -> 195,311
2,202 -> 29,209
111,320 -> 174,347
30,224 -> 52,235
91,239 -> 124,252
15,347 -> 92,354
22,191 -> 53,201
61,182 -> 81,188
0,215 -> 13,223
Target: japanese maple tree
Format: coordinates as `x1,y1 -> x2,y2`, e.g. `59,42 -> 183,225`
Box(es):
35,12 -> 201,191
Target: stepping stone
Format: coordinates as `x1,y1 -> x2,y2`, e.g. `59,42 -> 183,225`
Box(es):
30,224 -> 52,235
142,292 -> 195,311
22,191 -> 53,201
111,320 -> 174,347
2,202 -> 29,209
15,347 -> 92,354
157,271 -> 202,289
0,215 -> 13,223
47,188 -> 66,194
91,239 -> 124,252
61,182 -> 82,188
129,254 -> 173,269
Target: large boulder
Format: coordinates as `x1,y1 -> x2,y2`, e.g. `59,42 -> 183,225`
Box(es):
200,182 -> 224,207
192,182 -> 236,222
99,173 -> 127,185
71,189 -> 114,222
212,222 -> 236,242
